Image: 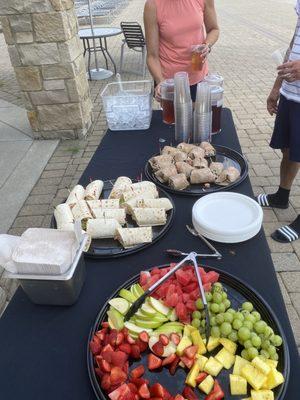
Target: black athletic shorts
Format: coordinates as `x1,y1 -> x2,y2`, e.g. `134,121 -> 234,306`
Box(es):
270,95 -> 300,162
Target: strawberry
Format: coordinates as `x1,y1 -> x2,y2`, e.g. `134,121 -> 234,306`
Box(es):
161,353 -> 176,366
101,321 -> 109,328
183,345 -> 198,360
128,383 -> 138,394
111,351 -> 128,367
130,365 -> 145,379
152,341 -> 164,356
118,343 -> 131,355
109,383 -> 131,400
138,383 -> 150,399
130,378 -> 149,387
110,366 -> 127,386
127,335 -> 136,344
169,356 -> 180,375
149,383 -> 164,398
99,358 -> 111,372
109,330 -> 118,347
182,386 -> 198,400
101,373 -> 111,390
136,339 -> 148,353
148,354 -> 162,370
102,350 -> 114,363
95,329 -> 107,342
139,331 -> 149,343
130,344 -> 141,359
170,333 -> 180,346
116,332 -> 125,346
159,334 -> 169,346
180,356 -> 194,369
195,372 -> 208,384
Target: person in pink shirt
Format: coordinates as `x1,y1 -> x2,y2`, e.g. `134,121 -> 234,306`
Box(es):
144,0 -> 219,100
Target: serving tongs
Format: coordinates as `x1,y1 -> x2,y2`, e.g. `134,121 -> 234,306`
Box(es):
124,251 -> 211,343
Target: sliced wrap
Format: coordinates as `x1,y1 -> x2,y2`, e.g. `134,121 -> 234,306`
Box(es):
155,165 -> 177,183
122,192 -> 156,214
149,154 -> 173,171
54,203 -> 74,229
200,142 -> 216,157
92,208 -> 126,225
190,168 -> 216,184
85,180 -> 104,200
169,173 -> 189,190
177,142 -> 196,153
87,199 -> 120,209
86,218 -> 121,239
66,185 -> 85,207
115,227 -> 153,248
175,161 -> 194,178
121,186 -> 159,202
136,198 -> 173,211
188,147 -> 205,160
71,200 -> 93,224
109,177 -> 132,199
210,162 -> 224,177
173,151 -> 188,162
131,207 -> 166,226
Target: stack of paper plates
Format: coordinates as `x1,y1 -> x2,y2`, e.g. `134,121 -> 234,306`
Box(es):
192,192 -> 263,243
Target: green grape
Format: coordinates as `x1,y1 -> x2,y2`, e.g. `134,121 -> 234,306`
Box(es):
210,316 -> 217,326
201,311 -> 206,318
262,340 -> 271,350
243,321 -> 253,330
228,331 -> 238,342
268,345 -> 276,356
238,327 -> 251,341
212,292 -> 223,304
264,326 -> 274,338
251,335 -> 262,348
227,308 -> 236,314
216,314 -> 224,325
242,302 -> 254,312
192,311 -> 201,319
200,326 -> 205,334
192,318 -> 201,328
211,326 -> 221,338
254,321 -> 267,334
205,292 -> 212,302
260,349 -> 270,359
220,322 -> 232,336
222,292 -> 228,300
248,347 -> 259,360
201,319 -> 206,328
271,335 -> 283,347
245,314 -> 256,323
210,303 -> 220,313
270,352 -> 279,361
213,282 -> 223,291
244,339 -> 252,349
233,319 -> 243,330
218,303 -> 226,313
235,312 -> 245,321
196,298 -> 204,310
251,311 -> 261,321
224,312 -> 234,323
224,299 -> 231,309
241,349 -> 250,361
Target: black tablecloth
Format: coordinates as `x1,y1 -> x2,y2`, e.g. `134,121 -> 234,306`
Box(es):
0,110 -> 299,399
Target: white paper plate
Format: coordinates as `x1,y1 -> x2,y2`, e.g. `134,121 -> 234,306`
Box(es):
192,192 -> 263,243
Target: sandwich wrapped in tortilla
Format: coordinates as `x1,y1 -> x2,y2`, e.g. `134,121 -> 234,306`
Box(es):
131,181 -> 157,191
169,173 -> 189,190
85,180 -> 104,200
54,203 -> 74,229
190,168 -> 216,184
155,165 -> 178,183
175,161 -> 194,178
122,192 -> 157,214
87,199 -> 120,209
121,186 -> 159,202
177,142 -> 196,153
200,142 -> 216,157
162,146 -> 182,156
92,208 -> 126,225
173,151 -> 188,162
115,227 -> 153,249
192,158 -> 208,169
71,200 -> 93,230
188,147 -> 205,160
136,198 -> 173,211
149,154 -> 173,171
66,185 -> 85,207
109,177 -> 132,199
226,166 -> 240,182
210,162 -> 224,177
131,208 -> 167,226
86,218 -> 121,239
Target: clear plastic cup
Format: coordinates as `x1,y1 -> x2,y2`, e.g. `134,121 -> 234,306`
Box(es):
191,45 -> 206,71
204,73 -> 224,87
271,48 -> 287,66
160,79 -> 175,125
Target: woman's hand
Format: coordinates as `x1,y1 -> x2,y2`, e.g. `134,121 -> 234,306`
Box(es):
200,43 -> 211,63
277,60 -> 300,82
267,88 -> 280,116
154,82 -> 162,102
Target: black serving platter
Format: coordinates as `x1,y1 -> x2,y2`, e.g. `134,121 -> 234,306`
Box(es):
87,264 -> 290,400
51,180 -> 175,259
145,145 -> 248,196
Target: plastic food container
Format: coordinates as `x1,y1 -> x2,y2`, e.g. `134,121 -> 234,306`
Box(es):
4,235 -> 89,306
101,80 -> 153,131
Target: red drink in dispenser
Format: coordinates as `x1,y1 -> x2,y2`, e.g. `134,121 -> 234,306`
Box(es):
160,79 -> 175,125
210,86 -> 224,134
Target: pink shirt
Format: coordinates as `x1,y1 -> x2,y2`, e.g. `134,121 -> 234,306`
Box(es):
155,0 -> 208,85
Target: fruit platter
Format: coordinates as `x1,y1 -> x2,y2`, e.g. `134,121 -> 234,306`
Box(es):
88,263 -> 289,400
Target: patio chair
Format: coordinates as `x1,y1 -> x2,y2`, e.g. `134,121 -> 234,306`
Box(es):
119,22 -> 147,77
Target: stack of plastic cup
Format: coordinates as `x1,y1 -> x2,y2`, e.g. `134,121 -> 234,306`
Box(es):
193,82 -> 212,143
174,72 -> 193,142
204,73 -> 224,87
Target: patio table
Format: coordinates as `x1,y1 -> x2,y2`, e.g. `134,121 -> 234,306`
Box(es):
0,110 -> 299,399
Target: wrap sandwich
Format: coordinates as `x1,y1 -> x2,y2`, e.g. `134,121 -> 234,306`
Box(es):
66,185 -> 85,207
86,218 -> 121,239
131,207 -> 167,226
92,208 -> 126,225
169,173 -> 189,190
175,161 -> 194,178
136,198 -> 173,212
87,199 -> 120,209
115,227 -> 153,249
54,203 -> 74,229
155,165 -> 177,183
84,180 -> 104,200
190,168 -> 216,184
109,177 -> 132,199
71,200 -> 93,229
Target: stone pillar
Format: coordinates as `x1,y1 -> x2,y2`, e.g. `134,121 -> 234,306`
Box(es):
0,0 -> 93,139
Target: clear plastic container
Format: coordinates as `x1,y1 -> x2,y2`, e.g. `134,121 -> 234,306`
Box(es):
101,80 -> 153,131
204,73 -> 224,87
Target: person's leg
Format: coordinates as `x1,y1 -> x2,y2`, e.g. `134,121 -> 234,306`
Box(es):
280,149 -> 300,190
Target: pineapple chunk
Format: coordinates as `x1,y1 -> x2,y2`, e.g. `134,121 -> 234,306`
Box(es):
241,398 -> 252,400
198,375 -> 214,394
184,324 -> 196,338
241,364 -> 267,391
204,357 -> 223,376
230,374 -> 248,395
191,330 -> 206,355
252,357 -> 271,376
251,390 -> 274,400
219,338 -> 237,354
263,368 -> 284,390
185,361 -> 201,387
215,347 -> 235,369
176,336 -> 192,356
265,359 -> 278,369
195,355 -> 209,371
206,336 -> 220,352
233,355 -> 251,376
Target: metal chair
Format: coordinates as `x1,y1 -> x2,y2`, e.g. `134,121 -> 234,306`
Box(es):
119,22 -> 147,77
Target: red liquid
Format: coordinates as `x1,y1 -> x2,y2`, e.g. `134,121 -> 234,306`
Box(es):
162,99 -> 175,125
191,52 -> 204,72
212,105 -> 222,134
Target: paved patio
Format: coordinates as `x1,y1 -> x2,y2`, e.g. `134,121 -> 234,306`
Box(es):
0,0 -> 299,352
